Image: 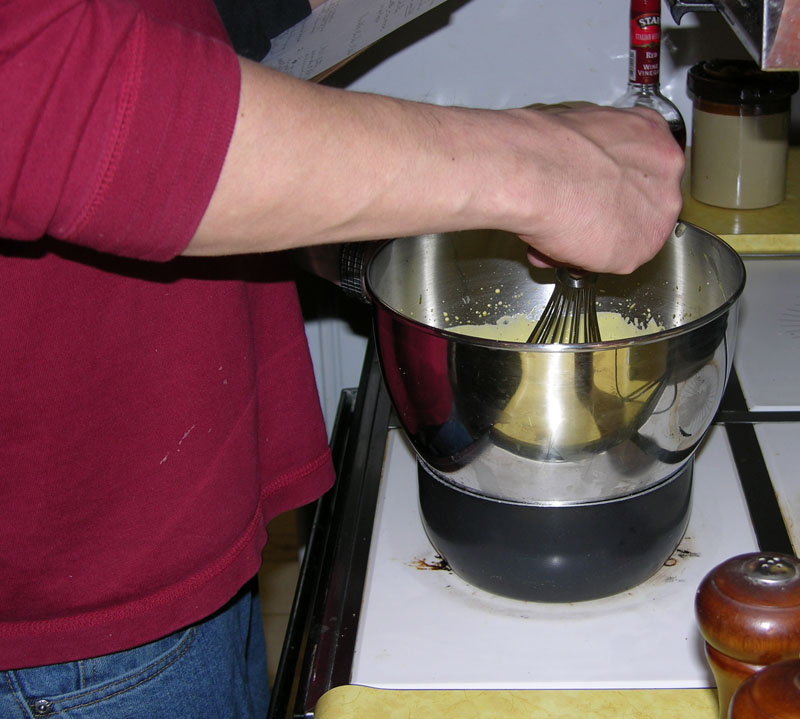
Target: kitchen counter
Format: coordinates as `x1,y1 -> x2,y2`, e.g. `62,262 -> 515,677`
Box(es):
679,147 -> 800,254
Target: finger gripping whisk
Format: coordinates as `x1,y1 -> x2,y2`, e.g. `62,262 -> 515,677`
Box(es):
526,268 -> 601,344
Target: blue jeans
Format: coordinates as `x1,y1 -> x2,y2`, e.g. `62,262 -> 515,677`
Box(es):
0,579 -> 269,718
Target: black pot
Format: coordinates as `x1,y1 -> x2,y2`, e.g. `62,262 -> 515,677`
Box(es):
417,458 -> 693,602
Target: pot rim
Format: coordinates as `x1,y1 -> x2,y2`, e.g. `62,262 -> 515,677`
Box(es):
419,455 -> 694,508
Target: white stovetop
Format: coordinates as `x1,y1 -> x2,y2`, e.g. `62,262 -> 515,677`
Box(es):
735,256 -> 800,555
350,257 -> 800,691
351,427 -> 756,690
734,257 -> 800,411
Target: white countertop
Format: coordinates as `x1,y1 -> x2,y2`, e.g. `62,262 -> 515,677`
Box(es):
734,257 -> 800,411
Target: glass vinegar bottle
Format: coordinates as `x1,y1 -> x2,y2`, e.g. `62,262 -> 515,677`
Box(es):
614,0 -> 686,149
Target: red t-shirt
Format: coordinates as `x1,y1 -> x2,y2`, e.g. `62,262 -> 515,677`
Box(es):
0,0 -> 335,669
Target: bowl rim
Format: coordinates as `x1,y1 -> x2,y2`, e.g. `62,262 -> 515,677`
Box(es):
366,222 -> 747,353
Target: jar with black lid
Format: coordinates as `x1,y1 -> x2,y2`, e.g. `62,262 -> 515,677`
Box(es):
687,59 -> 798,209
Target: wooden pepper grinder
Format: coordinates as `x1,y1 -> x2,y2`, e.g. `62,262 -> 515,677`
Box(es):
728,658 -> 800,718
695,552 -> 800,719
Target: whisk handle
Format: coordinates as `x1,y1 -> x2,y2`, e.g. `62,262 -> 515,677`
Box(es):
556,268 -> 597,289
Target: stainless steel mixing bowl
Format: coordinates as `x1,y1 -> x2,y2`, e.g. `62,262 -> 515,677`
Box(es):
366,221 -> 745,505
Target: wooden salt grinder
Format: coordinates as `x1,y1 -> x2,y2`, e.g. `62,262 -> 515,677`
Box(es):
695,552 -> 800,719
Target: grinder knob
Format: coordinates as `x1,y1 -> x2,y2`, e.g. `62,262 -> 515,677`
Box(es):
729,659 -> 800,719
695,552 -> 800,719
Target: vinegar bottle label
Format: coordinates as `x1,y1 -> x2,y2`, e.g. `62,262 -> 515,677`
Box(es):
629,0 -> 661,86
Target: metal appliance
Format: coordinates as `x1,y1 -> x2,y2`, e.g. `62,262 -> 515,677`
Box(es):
666,0 -> 800,70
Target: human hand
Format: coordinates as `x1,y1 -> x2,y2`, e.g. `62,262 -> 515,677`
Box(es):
493,103 -> 685,274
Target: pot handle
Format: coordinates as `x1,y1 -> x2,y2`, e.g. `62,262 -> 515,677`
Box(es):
340,241 -> 380,303
292,241 -> 382,303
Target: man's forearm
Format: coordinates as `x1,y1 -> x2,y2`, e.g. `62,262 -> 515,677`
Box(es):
187,57 -> 685,275
187,59 -> 495,254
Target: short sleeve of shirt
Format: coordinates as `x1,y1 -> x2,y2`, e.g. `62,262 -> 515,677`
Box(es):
0,0 -> 242,261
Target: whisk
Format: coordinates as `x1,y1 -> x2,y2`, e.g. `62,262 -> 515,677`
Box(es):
526,268 -> 601,344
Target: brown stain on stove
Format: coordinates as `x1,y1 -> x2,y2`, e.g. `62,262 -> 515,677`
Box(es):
412,555 -> 451,571
664,549 -> 701,567
657,536 -> 701,585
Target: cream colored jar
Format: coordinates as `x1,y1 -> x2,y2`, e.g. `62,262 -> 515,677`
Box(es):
687,59 -> 798,209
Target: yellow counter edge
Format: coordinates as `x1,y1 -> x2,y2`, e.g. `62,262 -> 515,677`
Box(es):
315,685 -> 719,718
719,234 -> 800,254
